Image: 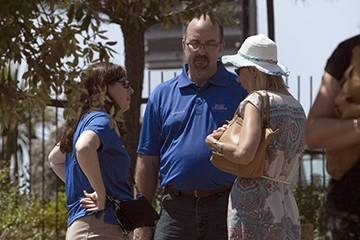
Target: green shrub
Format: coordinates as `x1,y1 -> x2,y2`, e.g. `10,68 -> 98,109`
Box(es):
0,167 -> 67,240
292,183 -> 325,240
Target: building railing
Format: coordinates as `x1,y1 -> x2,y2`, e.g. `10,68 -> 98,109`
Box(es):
1,69 -> 328,195
0,70 -> 327,238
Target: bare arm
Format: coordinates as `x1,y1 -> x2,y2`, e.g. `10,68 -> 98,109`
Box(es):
134,154 -> 160,201
76,130 -> 106,210
133,154 -> 160,240
206,102 -> 261,165
305,72 -> 360,150
48,143 -> 66,182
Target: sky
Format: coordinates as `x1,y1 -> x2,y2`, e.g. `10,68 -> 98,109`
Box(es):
257,0 -> 360,114
101,0 -> 360,115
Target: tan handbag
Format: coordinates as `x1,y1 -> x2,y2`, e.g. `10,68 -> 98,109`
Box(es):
210,91 -> 280,178
325,45 -> 360,180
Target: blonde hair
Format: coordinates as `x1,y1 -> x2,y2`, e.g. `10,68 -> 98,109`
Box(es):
255,69 -> 288,90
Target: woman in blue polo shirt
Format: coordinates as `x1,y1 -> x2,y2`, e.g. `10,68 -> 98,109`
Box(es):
48,63 -> 134,239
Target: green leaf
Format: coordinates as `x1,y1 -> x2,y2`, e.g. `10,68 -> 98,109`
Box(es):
81,15 -> 92,31
67,4 -> 75,23
105,41 -> 117,46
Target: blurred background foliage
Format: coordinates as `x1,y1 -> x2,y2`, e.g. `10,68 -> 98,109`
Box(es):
0,166 -> 67,239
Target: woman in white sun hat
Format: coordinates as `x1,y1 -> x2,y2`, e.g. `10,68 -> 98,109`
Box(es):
206,34 -> 306,240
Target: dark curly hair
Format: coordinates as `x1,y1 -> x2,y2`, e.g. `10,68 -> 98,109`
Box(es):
59,62 -> 127,153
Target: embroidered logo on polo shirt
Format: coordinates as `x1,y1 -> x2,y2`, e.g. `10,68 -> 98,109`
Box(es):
211,103 -> 228,111
171,110 -> 185,116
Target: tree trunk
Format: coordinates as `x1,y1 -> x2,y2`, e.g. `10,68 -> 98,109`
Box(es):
267,0 -> 275,41
301,223 -> 314,240
121,24 -> 146,172
242,0 -> 250,41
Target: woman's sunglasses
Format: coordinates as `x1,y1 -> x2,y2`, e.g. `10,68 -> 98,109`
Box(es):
117,79 -> 131,89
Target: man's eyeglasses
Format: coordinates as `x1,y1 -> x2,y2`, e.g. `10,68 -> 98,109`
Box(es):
186,40 -> 222,51
234,68 -> 241,76
117,79 -> 131,89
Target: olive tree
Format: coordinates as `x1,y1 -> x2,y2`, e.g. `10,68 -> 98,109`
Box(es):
0,0 -> 115,182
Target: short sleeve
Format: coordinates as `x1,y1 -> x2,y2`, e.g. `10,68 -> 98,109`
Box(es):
238,92 -> 262,118
325,35 -> 360,81
137,97 -> 162,155
82,112 -> 118,152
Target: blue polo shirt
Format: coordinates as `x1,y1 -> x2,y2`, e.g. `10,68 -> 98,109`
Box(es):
65,111 -> 133,226
137,62 -> 247,190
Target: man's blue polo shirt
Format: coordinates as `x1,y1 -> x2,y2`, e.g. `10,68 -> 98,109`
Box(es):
137,62 -> 248,190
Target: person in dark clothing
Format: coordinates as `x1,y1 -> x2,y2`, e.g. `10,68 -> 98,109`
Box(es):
305,34 -> 360,239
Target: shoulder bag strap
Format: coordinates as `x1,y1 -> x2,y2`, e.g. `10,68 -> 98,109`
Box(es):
252,91 -> 266,128
129,169 -> 141,195
263,91 -> 271,127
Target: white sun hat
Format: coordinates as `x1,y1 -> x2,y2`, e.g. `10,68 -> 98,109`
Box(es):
222,34 -> 289,76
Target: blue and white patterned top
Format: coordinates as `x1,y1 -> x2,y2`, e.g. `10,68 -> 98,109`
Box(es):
228,91 -> 306,240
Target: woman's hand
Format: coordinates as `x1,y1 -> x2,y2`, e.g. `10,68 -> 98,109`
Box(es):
79,190 -> 106,212
205,124 -> 228,148
213,124 -> 228,133
133,227 -> 154,240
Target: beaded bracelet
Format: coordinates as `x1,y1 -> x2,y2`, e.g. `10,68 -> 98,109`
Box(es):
353,118 -> 360,135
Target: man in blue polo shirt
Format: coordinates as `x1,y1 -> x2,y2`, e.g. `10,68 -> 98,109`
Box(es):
133,14 -> 247,240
